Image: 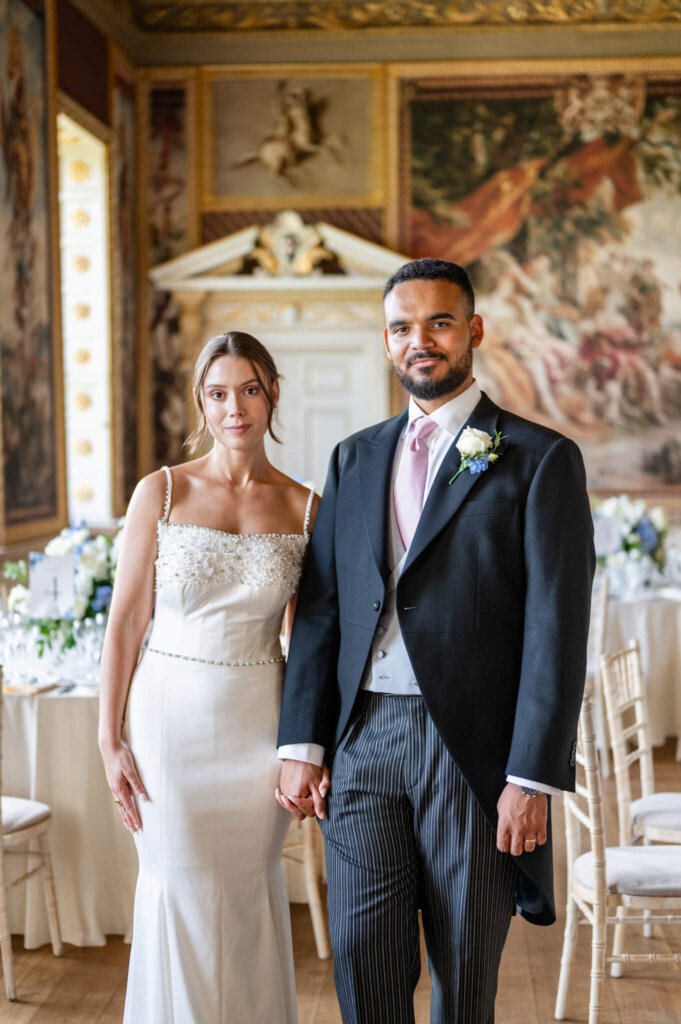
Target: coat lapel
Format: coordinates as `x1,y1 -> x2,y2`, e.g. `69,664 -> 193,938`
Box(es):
403,392 -> 501,575
357,411 -> 408,581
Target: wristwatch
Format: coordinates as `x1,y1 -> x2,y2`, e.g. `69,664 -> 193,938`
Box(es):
517,785 -> 540,798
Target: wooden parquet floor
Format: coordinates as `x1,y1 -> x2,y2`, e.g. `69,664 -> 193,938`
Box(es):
2,742 -> 680,1023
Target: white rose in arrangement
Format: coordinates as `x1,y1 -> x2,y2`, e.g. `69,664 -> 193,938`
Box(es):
79,541 -> 109,579
7,583 -> 29,615
649,506 -> 666,532
72,593 -> 89,620
44,532 -> 75,557
456,427 -> 491,458
74,569 -> 95,598
71,527 -> 90,546
598,497 -> 618,518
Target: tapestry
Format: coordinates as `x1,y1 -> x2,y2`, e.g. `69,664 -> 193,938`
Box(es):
0,0 -> 59,524
401,73 -> 681,493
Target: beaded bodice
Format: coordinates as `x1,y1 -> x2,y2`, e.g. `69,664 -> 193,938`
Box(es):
155,522 -> 308,599
153,466 -> 313,601
145,467 -> 314,667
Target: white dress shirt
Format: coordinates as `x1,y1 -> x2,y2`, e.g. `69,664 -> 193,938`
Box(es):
278,380 -> 560,797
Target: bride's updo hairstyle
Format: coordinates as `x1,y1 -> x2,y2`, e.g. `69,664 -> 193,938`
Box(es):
185,331 -> 282,454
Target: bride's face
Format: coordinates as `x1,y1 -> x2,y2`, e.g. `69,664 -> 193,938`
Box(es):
202,355 -> 277,452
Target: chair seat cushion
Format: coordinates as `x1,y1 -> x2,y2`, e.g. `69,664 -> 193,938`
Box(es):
2,796 -> 51,834
574,845 -> 681,896
631,792 -> 681,834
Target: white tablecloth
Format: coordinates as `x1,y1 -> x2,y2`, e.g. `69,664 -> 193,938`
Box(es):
3,689 -> 137,947
606,596 -> 681,751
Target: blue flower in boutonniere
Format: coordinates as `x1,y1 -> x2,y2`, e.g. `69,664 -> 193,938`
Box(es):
449,427 -> 506,485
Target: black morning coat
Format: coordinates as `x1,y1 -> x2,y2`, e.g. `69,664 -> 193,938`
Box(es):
278,391 -> 596,925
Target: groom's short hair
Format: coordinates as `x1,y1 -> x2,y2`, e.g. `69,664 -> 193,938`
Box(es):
383,258 -> 475,317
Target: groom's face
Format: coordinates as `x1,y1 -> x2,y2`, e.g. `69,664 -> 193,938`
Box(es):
383,278 -> 483,407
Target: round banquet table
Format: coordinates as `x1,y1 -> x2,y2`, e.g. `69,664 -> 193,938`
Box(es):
606,594 -> 681,755
3,688 -> 137,947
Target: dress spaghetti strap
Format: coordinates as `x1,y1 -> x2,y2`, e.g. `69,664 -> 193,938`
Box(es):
160,466 -> 173,523
303,486 -> 315,540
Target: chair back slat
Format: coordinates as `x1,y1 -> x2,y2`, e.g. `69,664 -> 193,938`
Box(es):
601,640 -> 656,845
563,690 -> 607,898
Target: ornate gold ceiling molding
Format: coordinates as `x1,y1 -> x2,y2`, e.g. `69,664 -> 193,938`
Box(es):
133,0 -> 681,33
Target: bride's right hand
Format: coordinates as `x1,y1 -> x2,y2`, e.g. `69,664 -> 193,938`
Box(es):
100,740 -> 149,834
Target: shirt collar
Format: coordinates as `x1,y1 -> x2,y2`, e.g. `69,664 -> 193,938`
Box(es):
406,379 -> 482,439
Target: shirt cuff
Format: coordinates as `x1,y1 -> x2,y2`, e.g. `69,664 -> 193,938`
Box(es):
277,743 -> 325,767
506,774 -> 562,797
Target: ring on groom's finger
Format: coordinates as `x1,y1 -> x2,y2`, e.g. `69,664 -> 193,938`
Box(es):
524,837 -> 537,848
114,798 -> 123,806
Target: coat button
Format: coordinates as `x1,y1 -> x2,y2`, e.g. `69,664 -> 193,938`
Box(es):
377,650 -> 386,659
373,600 -> 380,610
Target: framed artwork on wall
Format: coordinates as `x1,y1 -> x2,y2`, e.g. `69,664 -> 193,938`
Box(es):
200,64 -> 385,211
389,58 -> 681,499
0,0 -> 66,543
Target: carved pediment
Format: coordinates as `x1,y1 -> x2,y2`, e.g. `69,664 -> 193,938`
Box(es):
149,210 -> 407,292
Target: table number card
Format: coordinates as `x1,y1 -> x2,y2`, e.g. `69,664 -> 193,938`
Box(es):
29,552 -> 74,619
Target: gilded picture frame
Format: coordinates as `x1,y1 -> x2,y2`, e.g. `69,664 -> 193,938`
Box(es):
199,64 -> 386,211
0,0 -> 66,545
388,57 -> 681,500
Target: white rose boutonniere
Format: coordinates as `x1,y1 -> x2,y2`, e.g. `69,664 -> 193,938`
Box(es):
449,427 -> 505,484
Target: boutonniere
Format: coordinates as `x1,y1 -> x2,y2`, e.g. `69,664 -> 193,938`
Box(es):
449,427 -> 506,485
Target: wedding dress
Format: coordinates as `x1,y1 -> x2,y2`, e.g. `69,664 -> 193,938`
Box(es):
123,466 -> 313,1023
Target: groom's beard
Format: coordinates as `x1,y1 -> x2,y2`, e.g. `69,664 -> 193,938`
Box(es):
392,342 -> 473,402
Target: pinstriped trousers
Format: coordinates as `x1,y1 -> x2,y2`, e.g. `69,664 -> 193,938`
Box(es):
320,693 -> 517,1024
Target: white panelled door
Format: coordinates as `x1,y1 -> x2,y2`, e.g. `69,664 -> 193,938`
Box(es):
260,329 -> 390,493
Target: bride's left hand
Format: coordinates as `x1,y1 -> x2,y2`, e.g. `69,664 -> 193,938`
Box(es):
277,760 -> 330,820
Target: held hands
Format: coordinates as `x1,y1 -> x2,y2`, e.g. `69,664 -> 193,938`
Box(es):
276,759 -> 331,821
496,782 -> 548,856
100,740 -> 149,834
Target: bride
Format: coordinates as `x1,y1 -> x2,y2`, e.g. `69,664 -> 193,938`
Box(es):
98,332 -> 325,1023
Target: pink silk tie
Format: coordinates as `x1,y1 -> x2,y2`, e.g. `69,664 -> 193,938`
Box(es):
394,416 -> 439,551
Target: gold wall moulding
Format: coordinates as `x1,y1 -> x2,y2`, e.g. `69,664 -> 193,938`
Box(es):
73,348 -> 92,364
69,159 -> 91,182
71,208 -> 91,228
74,439 -> 94,455
73,255 -> 91,273
75,486 -> 95,502
74,393 -> 93,410
132,0 -> 681,32
73,303 -> 91,320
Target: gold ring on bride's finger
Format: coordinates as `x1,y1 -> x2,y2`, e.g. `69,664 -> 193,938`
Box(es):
114,798 -> 123,806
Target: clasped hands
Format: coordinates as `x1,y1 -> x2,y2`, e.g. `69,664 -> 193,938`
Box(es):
276,759 -> 330,821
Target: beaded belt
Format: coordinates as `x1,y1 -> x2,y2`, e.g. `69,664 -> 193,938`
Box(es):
144,646 -> 285,668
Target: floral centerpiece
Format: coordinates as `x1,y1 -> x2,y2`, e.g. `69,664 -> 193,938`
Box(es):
4,521 -> 123,657
593,495 -> 667,573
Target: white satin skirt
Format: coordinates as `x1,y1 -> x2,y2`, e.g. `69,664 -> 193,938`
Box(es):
123,649 -> 297,1024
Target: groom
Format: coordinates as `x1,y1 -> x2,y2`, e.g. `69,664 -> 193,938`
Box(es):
277,258 -> 595,1023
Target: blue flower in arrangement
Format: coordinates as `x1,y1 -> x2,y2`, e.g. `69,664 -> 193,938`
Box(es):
635,516 -> 659,555
92,584 -> 113,612
449,427 -> 506,484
